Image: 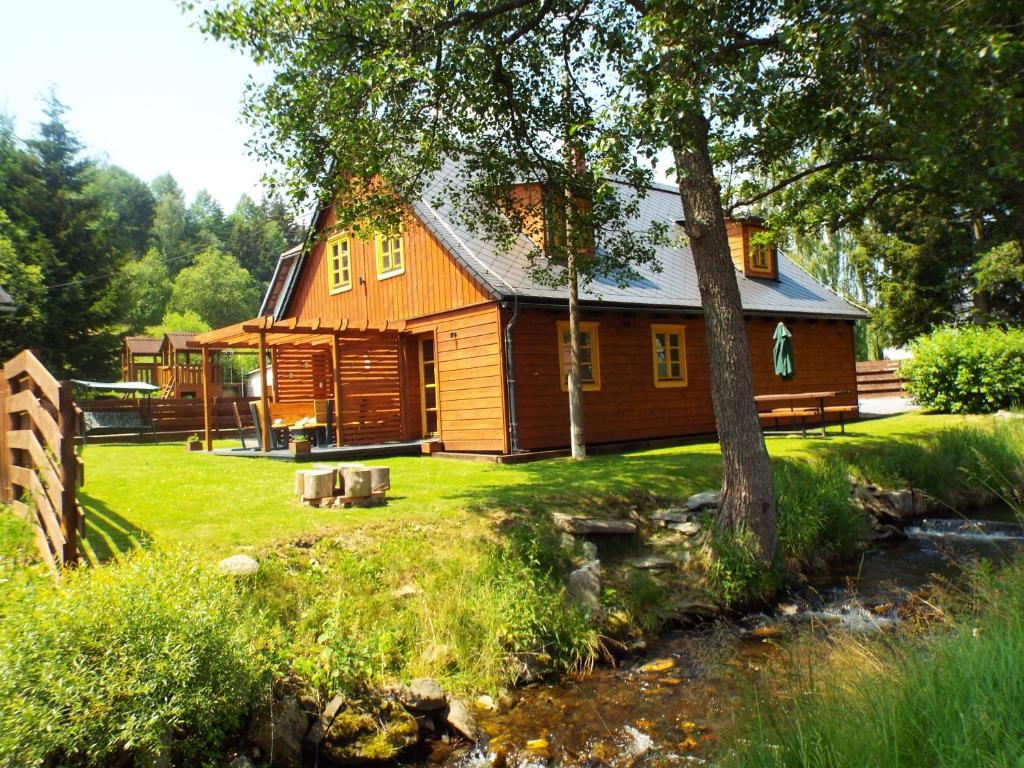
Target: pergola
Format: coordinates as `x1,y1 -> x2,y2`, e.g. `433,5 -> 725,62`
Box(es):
193,316 -> 405,452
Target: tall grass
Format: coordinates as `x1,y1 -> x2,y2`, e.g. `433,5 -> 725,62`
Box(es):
255,515 -> 599,697
723,561 -> 1024,768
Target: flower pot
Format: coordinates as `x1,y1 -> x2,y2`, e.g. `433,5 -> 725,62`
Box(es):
186,441 -> 202,452
290,440 -> 311,456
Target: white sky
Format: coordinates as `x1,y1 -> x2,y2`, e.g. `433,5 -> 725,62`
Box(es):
0,0 -> 266,209
0,0 -> 679,210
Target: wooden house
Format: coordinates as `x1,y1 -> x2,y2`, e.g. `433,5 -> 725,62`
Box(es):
195,167 -> 866,454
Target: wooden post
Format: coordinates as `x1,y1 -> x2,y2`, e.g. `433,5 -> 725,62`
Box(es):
331,334 -> 344,447
258,330 -> 271,454
201,346 -> 213,451
0,363 -> 8,503
57,381 -> 78,566
397,336 -> 409,441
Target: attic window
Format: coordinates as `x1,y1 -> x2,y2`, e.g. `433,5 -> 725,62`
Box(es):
327,234 -> 352,294
750,242 -> 773,273
376,233 -> 405,278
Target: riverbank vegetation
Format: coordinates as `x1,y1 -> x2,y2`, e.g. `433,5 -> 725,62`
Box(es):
1,413 -> 1022,765
725,558 -> 1024,768
902,325 -> 1024,413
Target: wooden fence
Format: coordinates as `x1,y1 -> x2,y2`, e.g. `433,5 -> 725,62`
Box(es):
78,396 -> 256,438
0,351 -> 84,570
856,360 -> 906,399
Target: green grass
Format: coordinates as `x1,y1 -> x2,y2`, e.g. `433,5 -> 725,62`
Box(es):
77,412 -> 977,561
723,560 -> 1024,768
26,412 -> 1022,696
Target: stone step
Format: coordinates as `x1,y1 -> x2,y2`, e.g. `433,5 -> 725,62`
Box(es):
553,513 -> 637,535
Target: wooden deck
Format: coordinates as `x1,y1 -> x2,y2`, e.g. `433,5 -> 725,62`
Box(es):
211,440 -> 426,461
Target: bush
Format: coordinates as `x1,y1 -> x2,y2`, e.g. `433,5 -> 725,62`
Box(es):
0,550 -> 271,767
902,325 -> 1024,413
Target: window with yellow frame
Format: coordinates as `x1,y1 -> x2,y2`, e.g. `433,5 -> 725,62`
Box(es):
556,320 -> 601,391
376,233 -> 405,278
326,234 -> 352,294
651,324 -> 687,387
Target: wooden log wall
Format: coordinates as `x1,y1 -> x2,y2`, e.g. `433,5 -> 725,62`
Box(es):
286,204 -> 493,327
336,336 -> 404,445
511,309 -> 858,451
1,350 -> 84,572
273,347 -> 332,402
407,303 -> 508,453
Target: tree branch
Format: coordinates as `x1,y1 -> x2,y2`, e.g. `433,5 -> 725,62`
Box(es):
726,155 -> 894,214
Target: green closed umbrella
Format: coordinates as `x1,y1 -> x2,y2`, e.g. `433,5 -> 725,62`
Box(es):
773,322 -> 794,380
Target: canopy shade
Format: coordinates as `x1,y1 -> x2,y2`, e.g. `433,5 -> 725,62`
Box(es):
193,315 -> 402,349
71,379 -> 160,393
772,322 -> 795,380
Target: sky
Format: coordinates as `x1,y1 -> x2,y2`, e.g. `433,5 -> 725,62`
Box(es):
0,0 -> 267,209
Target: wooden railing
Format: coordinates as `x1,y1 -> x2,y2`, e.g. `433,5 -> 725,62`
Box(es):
856,360 -> 906,399
0,351 -> 84,571
79,396 -> 256,437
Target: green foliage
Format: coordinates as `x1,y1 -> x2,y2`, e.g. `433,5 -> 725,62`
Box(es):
774,459 -> 865,565
974,240 -> 1024,325
903,325 -> 1024,413
168,248 -> 261,328
116,248 -> 173,333
0,550 -> 271,767
145,309 -> 211,337
724,562 -> 1024,768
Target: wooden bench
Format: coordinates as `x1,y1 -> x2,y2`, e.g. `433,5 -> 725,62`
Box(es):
758,407 -> 820,437
252,399 -> 333,449
823,405 -> 859,434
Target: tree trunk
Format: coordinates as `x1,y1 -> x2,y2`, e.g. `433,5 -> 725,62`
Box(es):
567,250 -> 586,460
672,112 -> 776,562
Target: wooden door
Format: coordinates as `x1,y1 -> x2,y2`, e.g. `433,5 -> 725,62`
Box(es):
419,336 -> 439,437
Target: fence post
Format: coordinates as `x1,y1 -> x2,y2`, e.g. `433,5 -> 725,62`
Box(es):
57,381 -> 79,565
0,363 -> 8,503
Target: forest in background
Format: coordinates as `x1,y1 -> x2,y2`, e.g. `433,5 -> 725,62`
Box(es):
0,97 -> 304,378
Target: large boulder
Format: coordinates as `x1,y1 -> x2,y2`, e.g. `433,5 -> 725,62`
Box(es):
218,554 -> 260,577
248,695 -> 309,768
445,698 -> 480,741
685,491 -> 721,511
566,560 -> 602,618
384,678 -> 448,712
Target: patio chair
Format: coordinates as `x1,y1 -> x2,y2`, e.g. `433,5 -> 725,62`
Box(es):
249,402 -> 286,451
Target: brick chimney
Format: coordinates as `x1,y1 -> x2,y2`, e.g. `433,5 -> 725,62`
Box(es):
725,217 -> 778,280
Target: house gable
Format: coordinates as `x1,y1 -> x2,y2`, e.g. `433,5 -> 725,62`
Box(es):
282,203 -> 497,327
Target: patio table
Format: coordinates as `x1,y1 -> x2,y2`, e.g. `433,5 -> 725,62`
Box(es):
754,390 -> 849,437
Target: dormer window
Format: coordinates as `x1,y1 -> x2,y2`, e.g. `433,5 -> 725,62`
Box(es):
726,218 -> 778,280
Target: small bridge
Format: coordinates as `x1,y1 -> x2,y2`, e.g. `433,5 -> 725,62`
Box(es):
0,350 -> 84,572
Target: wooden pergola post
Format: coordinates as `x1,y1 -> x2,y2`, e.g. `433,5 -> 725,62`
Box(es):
201,346 -> 213,451
258,330 -> 271,454
331,333 -> 344,446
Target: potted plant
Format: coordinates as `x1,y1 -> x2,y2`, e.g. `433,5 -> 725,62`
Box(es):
185,434 -> 202,452
289,433 -> 311,456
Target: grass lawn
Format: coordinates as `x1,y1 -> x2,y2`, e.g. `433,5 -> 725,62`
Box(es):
78,411 -> 977,562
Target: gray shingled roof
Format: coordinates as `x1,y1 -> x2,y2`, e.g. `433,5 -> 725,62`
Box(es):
0,285 -> 13,314
413,165 -> 866,319
275,162 -> 867,320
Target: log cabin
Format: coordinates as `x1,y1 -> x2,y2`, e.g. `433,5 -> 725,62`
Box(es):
195,166 -> 867,455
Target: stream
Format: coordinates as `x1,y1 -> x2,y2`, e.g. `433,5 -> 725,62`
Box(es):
429,502 -> 1023,768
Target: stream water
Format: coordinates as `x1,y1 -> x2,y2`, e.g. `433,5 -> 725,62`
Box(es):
430,503 -> 1023,768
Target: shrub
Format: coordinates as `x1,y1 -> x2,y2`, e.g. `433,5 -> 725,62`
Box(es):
0,550 -> 271,767
902,325 -> 1024,413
